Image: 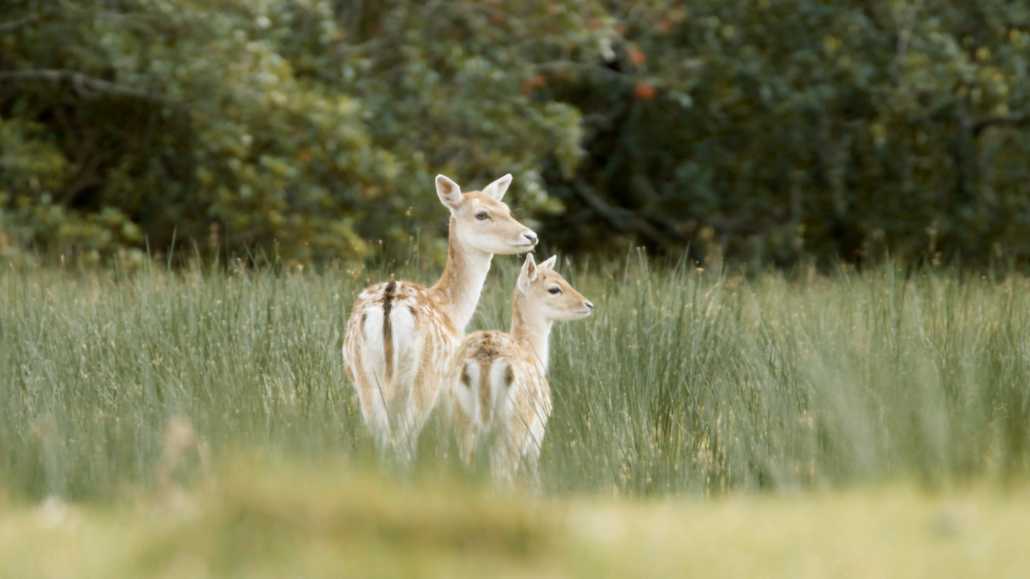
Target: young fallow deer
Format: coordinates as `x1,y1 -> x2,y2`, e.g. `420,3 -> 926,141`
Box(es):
442,254 -> 593,491
343,174 -> 538,458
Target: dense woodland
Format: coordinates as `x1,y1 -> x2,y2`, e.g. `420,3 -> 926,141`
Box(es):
1,0 -> 1029,267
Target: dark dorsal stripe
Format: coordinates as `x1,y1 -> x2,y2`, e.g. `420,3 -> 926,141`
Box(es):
382,281 -> 397,382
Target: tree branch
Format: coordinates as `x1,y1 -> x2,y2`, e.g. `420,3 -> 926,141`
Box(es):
0,7 -> 167,38
572,179 -> 675,248
973,112 -> 1029,137
0,14 -> 41,35
0,69 -> 173,103
533,60 -> 628,82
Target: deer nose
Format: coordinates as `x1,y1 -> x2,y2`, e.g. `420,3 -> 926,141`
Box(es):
584,300 -> 594,310
523,231 -> 538,244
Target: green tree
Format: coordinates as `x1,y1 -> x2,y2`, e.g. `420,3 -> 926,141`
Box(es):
0,0 -> 609,263
5,1 -> 1030,267
540,0 -> 1030,266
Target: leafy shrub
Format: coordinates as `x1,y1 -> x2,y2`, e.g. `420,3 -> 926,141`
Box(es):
1,0 -> 607,262
3,1 -> 1030,266
541,0 -> 1030,266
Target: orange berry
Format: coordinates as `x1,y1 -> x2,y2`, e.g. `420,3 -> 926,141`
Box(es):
633,82 -> 656,100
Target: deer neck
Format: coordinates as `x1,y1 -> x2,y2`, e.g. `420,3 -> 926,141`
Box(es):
510,291 -> 552,375
430,218 -> 493,332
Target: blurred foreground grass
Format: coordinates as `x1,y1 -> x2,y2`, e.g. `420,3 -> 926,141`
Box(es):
1,459 -> 1028,579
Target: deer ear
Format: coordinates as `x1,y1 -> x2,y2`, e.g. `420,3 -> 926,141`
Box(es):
480,174 -> 512,201
538,255 -> 557,271
436,175 -> 462,212
518,253 -> 538,292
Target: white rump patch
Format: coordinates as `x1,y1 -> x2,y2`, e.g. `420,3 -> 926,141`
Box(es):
489,358 -> 516,421
389,305 -> 418,393
361,306 -> 386,381
454,359 -> 480,418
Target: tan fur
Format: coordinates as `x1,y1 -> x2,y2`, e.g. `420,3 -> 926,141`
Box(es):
343,174 -> 536,457
442,254 -> 593,490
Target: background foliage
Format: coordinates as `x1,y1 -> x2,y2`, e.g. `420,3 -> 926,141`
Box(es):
2,0 -> 1030,266
537,0 -> 1030,266
0,0 -> 604,263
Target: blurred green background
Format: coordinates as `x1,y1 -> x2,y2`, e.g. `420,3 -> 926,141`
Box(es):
3,0 -> 1029,267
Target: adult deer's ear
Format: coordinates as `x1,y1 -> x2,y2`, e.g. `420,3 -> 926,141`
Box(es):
436,175 -> 462,212
538,255 -> 557,271
481,174 -> 512,201
518,253 -> 538,293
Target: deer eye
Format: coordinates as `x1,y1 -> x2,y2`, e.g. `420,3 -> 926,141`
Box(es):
548,286 -> 561,295
475,211 -> 489,220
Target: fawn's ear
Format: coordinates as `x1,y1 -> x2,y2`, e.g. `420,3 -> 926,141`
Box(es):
518,253 -> 538,293
481,174 -> 512,201
436,175 -> 462,212
538,255 -> 557,271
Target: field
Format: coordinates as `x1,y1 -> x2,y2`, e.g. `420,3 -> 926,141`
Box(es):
2,253 -> 1030,576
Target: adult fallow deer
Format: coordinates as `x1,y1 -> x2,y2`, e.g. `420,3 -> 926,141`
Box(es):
343,174 -> 537,458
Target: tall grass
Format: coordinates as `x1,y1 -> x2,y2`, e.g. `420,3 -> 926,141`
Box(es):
1,254 -> 1028,500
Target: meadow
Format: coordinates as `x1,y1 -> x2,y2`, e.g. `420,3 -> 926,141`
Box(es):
1,252 -> 1029,576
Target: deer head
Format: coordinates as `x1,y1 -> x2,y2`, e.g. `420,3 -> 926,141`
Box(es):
517,254 -> 593,320
436,174 -> 538,255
